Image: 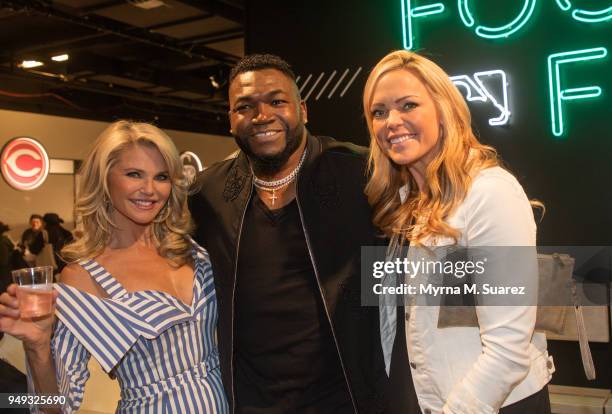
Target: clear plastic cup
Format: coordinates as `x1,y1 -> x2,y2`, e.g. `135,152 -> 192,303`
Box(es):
11,266 -> 54,318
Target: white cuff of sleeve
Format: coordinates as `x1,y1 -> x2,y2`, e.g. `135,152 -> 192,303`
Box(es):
443,384 -> 498,414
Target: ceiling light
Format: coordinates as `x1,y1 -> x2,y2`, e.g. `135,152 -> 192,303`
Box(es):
209,75 -> 220,89
128,0 -> 167,9
19,60 -> 44,69
51,54 -> 69,62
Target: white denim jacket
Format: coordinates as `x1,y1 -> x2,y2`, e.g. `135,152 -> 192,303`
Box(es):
381,167 -> 554,414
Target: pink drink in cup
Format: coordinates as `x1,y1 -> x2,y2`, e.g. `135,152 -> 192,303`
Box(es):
11,266 -> 54,318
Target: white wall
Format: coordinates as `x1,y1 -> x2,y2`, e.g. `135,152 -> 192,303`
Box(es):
0,109 -> 237,241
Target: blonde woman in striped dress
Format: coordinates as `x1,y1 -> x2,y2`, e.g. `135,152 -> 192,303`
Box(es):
0,121 -> 228,413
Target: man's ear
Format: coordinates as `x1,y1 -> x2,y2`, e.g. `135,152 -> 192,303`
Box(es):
300,100 -> 308,124
228,109 -> 234,135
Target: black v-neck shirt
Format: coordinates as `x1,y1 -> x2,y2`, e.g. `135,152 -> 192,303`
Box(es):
234,194 -> 352,413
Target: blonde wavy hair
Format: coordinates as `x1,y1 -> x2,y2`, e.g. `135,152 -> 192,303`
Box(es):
363,50 -> 500,245
62,120 -> 193,267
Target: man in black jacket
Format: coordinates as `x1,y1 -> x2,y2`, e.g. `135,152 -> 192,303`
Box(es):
190,54 -> 387,413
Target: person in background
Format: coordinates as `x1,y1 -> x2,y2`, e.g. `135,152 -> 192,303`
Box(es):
0,221 -> 15,295
29,213 -> 73,274
363,50 -> 553,414
0,121 -> 228,413
0,222 -> 28,410
20,214 -> 43,266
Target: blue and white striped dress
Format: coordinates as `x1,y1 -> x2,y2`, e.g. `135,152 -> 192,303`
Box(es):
50,243 -> 229,413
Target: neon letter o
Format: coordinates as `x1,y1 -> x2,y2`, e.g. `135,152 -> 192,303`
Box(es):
458,0 -> 537,39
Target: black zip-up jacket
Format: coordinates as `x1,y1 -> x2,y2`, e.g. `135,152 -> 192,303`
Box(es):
189,133 -> 387,413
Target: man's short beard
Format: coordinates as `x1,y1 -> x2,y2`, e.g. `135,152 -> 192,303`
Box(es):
235,123 -> 305,176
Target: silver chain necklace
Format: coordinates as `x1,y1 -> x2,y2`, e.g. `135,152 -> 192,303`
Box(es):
252,148 -> 307,205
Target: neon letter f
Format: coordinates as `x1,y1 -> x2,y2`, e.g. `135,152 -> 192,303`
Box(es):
547,47 -> 608,137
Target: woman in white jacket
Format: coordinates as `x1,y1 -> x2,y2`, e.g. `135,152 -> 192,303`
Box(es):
363,50 -> 554,414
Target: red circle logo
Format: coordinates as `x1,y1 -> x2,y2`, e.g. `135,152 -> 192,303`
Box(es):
1,137 -> 50,191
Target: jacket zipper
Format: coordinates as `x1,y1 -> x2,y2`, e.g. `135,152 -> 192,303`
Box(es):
230,179 -> 253,413
295,178 -> 359,413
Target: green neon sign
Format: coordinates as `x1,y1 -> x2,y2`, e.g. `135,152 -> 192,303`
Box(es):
547,47 -> 608,137
457,0 -> 537,39
554,1 -> 612,23
403,1 -> 610,49
399,2 -> 610,138
402,0 -> 446,50
412,3 -> 445,17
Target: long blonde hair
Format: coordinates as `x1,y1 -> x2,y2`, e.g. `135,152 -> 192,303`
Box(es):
363,50 -> 499,244
62,120 -> 193,266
